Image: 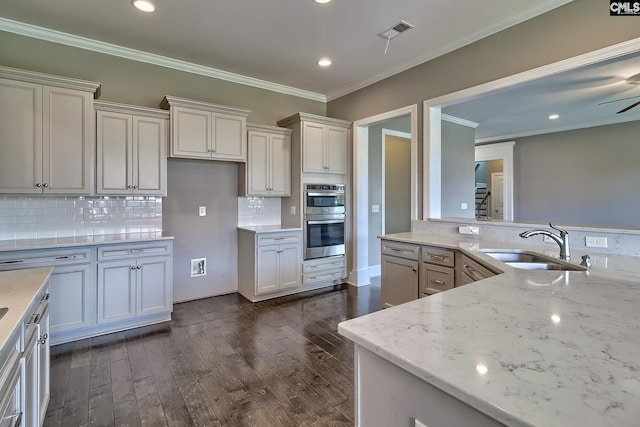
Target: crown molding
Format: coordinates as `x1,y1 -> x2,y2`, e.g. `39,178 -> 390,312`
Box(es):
247,123 -> 292,135
0,64 -> 100,95
277,112 -> 352,128
160,95 -> 251,116
441,113 -> 479,128
0,17 -> 327,103
94,100 -> 169,119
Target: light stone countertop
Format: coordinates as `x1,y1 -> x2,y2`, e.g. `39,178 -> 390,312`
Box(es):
338,232 -> 640,427
0,232 -> 173,253
0,267 -> 52,352
237,225 -> 302,234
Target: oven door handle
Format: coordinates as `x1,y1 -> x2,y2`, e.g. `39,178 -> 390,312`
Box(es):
306,219 -> 344,225
306,192 -> 343,197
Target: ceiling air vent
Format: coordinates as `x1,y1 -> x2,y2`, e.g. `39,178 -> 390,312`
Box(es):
378,20 -> 414,41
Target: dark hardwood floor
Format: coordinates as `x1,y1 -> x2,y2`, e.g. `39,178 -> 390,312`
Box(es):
43,281 -> 381,427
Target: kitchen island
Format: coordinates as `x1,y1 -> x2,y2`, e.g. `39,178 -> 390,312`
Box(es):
338,232 -> 640,427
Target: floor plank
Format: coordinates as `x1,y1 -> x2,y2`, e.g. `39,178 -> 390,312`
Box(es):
44,282 -> 380,427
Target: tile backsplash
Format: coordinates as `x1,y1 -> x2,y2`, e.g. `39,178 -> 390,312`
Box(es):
238,197 -> 281,227
0,196 -> 162,241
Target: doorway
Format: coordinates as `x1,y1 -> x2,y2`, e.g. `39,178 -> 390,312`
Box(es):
351,105 -> 418,286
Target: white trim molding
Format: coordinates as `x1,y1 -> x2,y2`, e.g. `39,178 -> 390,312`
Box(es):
351,104 -> 418,287
0,17 -> 326,103
441,114 -> 479,128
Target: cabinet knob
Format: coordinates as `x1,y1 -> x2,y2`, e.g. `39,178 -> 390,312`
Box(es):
133,185 -> 137,189
43,183 -> 49,188
39,333 -> 48,345
131,265 -> 136,270
137,265 -> 141,269
127,184 -> 133,189
35,183 -> 42,188
412,268 -> 417,272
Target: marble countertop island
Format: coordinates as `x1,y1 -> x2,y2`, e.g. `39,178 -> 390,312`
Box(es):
338,232 -> 640,427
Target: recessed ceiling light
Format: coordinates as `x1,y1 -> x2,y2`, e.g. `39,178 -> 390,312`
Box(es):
313,0 -> 332,4
133,0 -> 155,12
548,114 -> 559,120
317,58 -> 332,67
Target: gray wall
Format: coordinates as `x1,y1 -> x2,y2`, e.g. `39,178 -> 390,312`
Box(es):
513,121 -> 640,228
441,121 -> 475,218
326,0 -> 640,270
0,30 -> 325,300
384,136 -> 412,233
367,116 -> 411,267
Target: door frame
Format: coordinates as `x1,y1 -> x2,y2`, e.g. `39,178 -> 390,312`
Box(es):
351,104 -> 418,286
474,141 -> 514,221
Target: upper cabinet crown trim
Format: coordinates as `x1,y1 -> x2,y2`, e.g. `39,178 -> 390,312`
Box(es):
160,95 -> 250,117
0,65 -> 101,97
277,112 -> 351,129
94,100 -> 169,119
247,123 -> 292,135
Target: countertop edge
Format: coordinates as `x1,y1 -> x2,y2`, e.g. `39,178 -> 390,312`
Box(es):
0,234 -> 174,252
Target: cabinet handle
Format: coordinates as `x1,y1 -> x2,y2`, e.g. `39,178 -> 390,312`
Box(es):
274,237 -> 285,240
41,293 -> 50,302
43,183 -> 49,188
28,313 -> 40,325
431,279 -> 445,285
35,183 -> 42,188
464,264 -> 486,280
429,254 -> 446,261
277,250 -> 283,254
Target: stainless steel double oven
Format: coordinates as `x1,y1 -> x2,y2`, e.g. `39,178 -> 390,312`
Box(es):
303,184 -> 345,260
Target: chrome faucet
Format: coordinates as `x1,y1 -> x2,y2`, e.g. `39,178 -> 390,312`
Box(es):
519,223 -> 571,261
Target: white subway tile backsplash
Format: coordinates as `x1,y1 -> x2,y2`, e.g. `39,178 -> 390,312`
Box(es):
238,196 -> 281,227
0,195 -> 163,241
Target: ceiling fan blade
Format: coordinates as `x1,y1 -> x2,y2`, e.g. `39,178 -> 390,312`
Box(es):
616,100 -> 640,114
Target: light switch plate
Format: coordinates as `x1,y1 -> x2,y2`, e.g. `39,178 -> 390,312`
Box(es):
460,203 -> 468,210
199,206 -> 206,216
371,204 -> 380,213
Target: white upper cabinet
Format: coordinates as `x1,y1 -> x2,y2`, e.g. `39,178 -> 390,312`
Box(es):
0,67 -> 100,195
278,112 -> 351,175
240,124 -> 292,197
95,101 -> 168,196
161,96 -> 250,162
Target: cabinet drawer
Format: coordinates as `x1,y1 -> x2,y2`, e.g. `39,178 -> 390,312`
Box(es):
381,240 -> 419,260
303,269 -> 344,285
98,241 -> 172,260
421,246 -> 455,267
459,255 -> 496,284
0,333 -> 20,388
0,247 -> 92,270
303,255 -> 345,273
257,232 -> 301,246
421,263 -> 454,295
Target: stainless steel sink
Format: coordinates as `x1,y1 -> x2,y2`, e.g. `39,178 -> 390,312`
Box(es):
0,307 -> 8,321
481,250 -> 587,271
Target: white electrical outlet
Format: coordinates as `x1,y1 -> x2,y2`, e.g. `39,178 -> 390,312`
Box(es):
199,206 -> 206,216
585,236 -> 608,248
460,203 -> 468,210
290,206 -> 296,215
458,226 -> 479,235
371,204 -> 380,213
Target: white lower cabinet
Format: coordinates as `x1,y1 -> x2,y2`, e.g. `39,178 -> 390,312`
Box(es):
98,255 -> 171,324
0,335 -> 22,427
238,229 -> 303,302
0,239 -> 173,346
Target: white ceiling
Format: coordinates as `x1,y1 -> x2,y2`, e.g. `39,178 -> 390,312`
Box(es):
0,0 -> 571,101
443,50 -> 640,142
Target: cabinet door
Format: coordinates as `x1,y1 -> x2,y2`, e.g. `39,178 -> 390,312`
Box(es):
326,126 -> 348,174
420,263 -> 454,295
256,246 -> 280,295
170,106 -> 211,158
38,305 -> 50,426
302,122 -> 326,173
0,78 -> 42,193
0,364 -> 22,427
97,260 -> 136,323
212,112 -> 246,161
49,263 -> 96,333
42,86 -> 93,194
22,332 -> 39,427
381,255 -> 418,308
269,133 -> 291,196
247,131 -> 270,195
133,116 -> 166,195
279,243 -> 300,289
97,111 -> 132,194
136,256 -> 172,316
